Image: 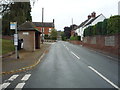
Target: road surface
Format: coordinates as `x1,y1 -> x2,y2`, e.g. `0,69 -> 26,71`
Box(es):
1,41 -> 119,89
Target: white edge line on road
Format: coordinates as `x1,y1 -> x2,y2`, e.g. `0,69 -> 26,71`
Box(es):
8,75 -> 19,81
15,83 -> 25,89
88,66 -> 119,89
21,74 -> 31,81
71,51 -> 80,59
1,83 -> 10,89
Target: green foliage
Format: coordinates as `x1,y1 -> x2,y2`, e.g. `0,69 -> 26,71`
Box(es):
101,19 -> 108,35
84,15 -> 120,37
107,15 -> 120,35
61,31 -> 66,41
2,2 -> 32,35
2,39 -> 15,55
44,34 -> 50,39
63,37 -> 67,41
84,26 -> 94,36
70,36 -> 80,40
96,22 -> 102,35
50,29 -> 58,40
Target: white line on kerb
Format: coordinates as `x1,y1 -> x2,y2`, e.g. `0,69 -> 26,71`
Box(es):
15,83 -> 25,89
8,75 -> 19,81
71,51 -> 80,59
21,74 -> 31,81
88,66 -> 119,89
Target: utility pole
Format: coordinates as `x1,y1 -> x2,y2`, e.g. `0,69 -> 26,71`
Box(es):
41,8 -> 44,44
72,18 -> 73,30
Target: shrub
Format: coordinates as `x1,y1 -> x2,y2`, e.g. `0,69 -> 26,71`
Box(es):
70,36 -> 80,40
101,19 -> 108,35
84,26 -> 94,36
83,15 -> 120,37
107,15 -> 120,35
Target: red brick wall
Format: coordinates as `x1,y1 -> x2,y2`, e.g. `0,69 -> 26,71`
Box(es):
70,34 -> 120,56
69,40 -> 82,45
35,27 -> 54,35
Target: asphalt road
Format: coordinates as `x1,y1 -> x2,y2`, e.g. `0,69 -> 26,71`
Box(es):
1,41 -> 119,89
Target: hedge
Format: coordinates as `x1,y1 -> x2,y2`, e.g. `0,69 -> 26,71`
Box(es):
70,36 -> 80,41
84,15 -> 120,37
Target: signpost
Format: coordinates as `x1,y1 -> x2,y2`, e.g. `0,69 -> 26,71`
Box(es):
10,22 -> 19,59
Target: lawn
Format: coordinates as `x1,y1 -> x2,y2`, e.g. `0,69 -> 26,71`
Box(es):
2,39 -> 15,55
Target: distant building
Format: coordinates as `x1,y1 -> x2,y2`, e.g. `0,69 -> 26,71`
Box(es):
32,19 -> 55,36
118,1 -> 120,15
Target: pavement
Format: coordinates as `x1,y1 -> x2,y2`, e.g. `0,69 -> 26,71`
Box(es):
1,43 -> 51,75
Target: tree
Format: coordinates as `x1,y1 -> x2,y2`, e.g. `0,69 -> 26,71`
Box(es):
2,2 -> 32,35
70,24 -> 77,30
50,29 -> 58,40
64,27 -> 71,39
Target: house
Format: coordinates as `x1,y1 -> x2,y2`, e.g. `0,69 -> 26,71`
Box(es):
75,12 -> 106,41
32,19 -> 55,37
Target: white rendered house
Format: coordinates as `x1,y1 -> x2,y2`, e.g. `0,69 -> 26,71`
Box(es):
76,12 -> 106,41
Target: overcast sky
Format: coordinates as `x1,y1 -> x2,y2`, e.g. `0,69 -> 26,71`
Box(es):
31,0 -> 120,31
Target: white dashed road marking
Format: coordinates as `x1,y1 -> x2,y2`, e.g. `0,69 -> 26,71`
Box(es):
88,66 -> 119,89
8,75 -> 19,81
15,83 -> 25,89
66,46 -> 69,51
1,74 -> 31,89
21,74 -> 31,81
71,51 -> 80,59
0,83 -> 10,89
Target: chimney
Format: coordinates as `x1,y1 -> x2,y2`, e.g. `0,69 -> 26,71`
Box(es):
91,12 -> 96,18
53,19 -> 54,23
88,15 -> 91,19
53,19 -> 55,28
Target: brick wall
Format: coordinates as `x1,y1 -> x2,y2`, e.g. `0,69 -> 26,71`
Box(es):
35,27 -> 54,35
18,31 -> 35,51
70,34 -> 120,56
83,34 -> 120,56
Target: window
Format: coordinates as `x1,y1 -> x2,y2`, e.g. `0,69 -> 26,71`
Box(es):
49,28 -> 51,32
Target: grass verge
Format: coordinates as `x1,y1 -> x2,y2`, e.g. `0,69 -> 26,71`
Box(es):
2,39 -> 15,55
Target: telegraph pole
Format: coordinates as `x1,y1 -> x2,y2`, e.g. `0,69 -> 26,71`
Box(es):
72,18 -> 73,30
41,8 -> 44,44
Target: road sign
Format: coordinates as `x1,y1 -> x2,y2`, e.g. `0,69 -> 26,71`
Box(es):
10,22 -> 17,29
14,34 -> 18,46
